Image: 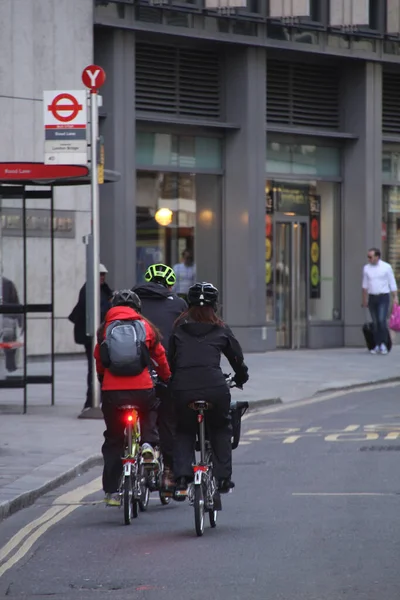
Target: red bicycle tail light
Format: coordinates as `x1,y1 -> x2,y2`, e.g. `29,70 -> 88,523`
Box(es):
126,410 -> 138,424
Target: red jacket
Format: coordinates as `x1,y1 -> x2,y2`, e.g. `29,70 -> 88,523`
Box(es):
94,306 -> 171,391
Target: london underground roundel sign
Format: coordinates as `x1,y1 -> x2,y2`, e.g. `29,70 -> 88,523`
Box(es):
82,65 -> 106,92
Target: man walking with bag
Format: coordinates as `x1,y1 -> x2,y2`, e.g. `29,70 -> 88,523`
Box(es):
362,248 -> 398,355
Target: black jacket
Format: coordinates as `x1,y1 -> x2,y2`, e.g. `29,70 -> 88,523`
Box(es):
2,277 -> 23,330
133,282 -> 187,355
68,282 -> 113,345
168,319 -> 249,392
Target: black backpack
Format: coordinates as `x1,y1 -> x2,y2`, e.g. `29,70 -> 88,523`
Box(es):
99,319 -> 151,376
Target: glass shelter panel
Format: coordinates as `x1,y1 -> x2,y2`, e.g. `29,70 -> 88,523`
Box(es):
26,314 -> 52,380
0,185 -> 54,412
0,192 -> 25,407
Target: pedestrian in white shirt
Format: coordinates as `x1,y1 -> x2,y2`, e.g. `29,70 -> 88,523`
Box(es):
362,248 -> 398,355
173,249 -> 196,300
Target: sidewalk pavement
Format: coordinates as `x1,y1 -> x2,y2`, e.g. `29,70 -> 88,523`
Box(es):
1,346 -> 399,520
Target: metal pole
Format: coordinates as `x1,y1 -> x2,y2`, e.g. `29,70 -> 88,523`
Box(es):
50,186 -> 55,405
91,90 -> 100,410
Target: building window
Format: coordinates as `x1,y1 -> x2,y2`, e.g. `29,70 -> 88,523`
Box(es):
136,171 -> 222,296
266,140 -> 341,177
386,0 -> 400,35
368,0 -> 380,30
382,185 -> 400,289
308,181 -> 341,321
236,0 -> 264,16
137,132 -> 222,170
329,0 -> 381,31
383,147 -> 400,183
303,0 -> 322,22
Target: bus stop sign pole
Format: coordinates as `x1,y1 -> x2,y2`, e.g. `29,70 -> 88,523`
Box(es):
80,65 -> 106,419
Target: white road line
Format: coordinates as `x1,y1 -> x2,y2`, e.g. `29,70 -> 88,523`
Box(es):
292,492 -> 397,497
0,477 -> 101,578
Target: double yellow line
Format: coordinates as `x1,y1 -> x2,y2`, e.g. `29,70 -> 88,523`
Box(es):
0,477 -> 101,578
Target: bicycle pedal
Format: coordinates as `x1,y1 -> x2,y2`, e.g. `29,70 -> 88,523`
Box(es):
173,490 -> 187,502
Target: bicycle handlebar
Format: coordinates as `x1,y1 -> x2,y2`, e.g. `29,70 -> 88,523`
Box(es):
151,370 -> 241,390
224,373 -> 242,390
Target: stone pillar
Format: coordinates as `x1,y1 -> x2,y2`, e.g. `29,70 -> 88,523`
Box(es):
95,29 -> 136,290
341,62 -> 382,346
224,47 -> 268,351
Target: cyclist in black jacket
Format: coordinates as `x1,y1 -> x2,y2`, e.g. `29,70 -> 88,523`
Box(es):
168,282 -> 249,496
133,264 -> 187,355
133,264 -> 187,489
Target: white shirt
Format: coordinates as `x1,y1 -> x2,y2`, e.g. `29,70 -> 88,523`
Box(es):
362,260 -> 397,294
173,263 -> 196,295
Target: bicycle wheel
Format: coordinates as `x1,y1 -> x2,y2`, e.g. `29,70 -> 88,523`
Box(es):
159,491 -> 171,506
194,484 -> 205,537
132,497 -> 139,518
123,476 -> 132,525
209,508 -> 218,528
131,474 -> 139,519
139,483 -> 150,512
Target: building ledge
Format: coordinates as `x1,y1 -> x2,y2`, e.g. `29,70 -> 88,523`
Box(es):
383,135 -> 400,143
136,112 -> 240,129
266,124 -> 358,140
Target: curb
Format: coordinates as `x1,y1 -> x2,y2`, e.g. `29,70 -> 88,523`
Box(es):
312,376 -> 400,397
246,377 -> 400,413
0,453 -> 102,523
248,397 -> 283,409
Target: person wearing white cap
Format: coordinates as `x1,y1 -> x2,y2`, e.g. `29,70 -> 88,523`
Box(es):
68,262 -> 113,414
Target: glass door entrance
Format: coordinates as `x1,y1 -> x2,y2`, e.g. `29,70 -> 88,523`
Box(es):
275,219 -> 308,349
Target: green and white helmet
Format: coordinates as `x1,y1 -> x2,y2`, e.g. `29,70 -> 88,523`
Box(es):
144,263 -> 176,287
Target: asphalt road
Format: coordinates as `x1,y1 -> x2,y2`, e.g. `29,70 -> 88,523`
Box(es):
2,383 -> 400,599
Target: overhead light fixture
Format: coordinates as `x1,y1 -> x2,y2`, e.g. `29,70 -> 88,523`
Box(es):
155,207 -> 173,226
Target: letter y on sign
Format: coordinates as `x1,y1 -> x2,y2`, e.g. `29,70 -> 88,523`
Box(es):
82,65 -> 106,92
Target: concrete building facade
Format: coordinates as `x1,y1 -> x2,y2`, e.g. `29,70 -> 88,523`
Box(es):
2,0 -> 400,358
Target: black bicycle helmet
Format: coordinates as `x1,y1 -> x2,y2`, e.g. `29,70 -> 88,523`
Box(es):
187,282 -> 219,308
111,289 -> 142,312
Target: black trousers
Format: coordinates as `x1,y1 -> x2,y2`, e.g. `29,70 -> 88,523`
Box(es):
172,386 -> 232,481
84,340 -> 93,409
101,389 -> 159,493
156,384 -> 176,470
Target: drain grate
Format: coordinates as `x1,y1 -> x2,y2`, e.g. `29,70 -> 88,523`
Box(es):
360,446 -> 400,451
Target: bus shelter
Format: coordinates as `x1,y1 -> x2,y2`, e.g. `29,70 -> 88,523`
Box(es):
0,162 -> 117,414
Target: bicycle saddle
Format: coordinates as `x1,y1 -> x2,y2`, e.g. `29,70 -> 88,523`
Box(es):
189,400 -> 213,411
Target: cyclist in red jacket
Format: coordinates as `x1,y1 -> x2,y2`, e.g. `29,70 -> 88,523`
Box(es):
94,289 -> 171,506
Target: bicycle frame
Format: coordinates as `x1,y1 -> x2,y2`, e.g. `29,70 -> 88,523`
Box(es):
121,409 -> 140,477
193,409 -> 209,485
